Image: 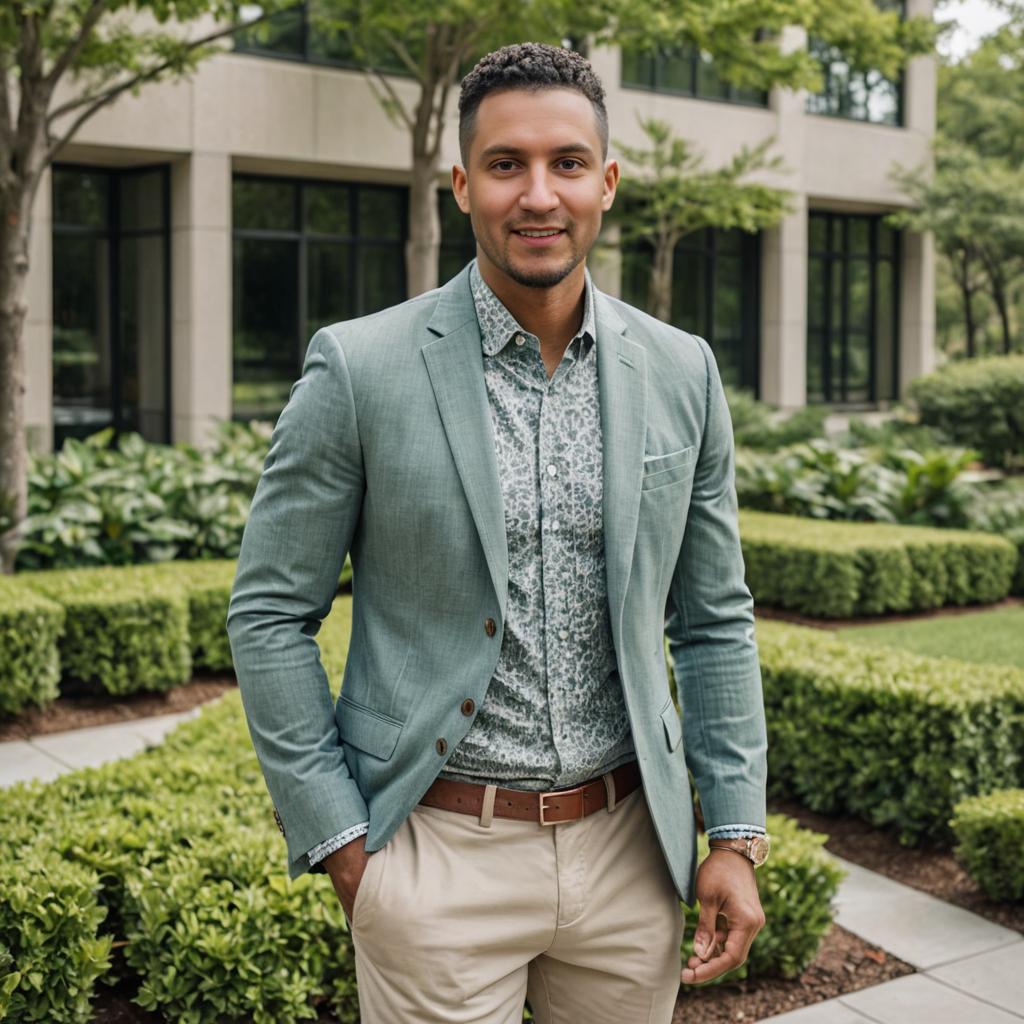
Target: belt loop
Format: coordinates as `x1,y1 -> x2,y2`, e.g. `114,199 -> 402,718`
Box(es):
603,770 -> 617,813
479,784 -> 497,828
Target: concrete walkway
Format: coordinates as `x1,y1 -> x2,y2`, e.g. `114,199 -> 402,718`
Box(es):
766,857 -> 1024,1022
0,710 -> 199,788
1,718 -> 1021,1020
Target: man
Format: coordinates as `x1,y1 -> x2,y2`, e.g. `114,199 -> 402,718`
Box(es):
227,42 -> 769,1024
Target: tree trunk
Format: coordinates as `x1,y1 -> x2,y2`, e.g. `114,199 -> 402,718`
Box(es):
954,247 -> 978,358
406,154 -> 441,297
648,236 -> 675,324
980,248 -> 1013,354
0,175 -> 41,574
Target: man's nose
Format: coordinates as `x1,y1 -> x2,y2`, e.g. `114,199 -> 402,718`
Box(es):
519,169 -> 559,213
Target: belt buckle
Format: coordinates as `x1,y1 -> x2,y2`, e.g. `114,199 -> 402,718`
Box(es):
538,787 -> 585,825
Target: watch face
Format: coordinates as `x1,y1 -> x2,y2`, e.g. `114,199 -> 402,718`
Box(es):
749,836 -> 770,866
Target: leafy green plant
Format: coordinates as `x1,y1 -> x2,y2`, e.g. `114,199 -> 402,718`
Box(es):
951,789 -> 1024,901
724,386 -> 828,451
0,579 -> 64,714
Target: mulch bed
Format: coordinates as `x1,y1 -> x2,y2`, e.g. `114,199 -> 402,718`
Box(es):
755,595 -> 1023,631
0,675 -> 237,741
88,923 -> 910,1023
771,798 -> 1024,935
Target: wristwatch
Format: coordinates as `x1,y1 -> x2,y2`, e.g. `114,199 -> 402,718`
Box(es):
708,834 -> 771,867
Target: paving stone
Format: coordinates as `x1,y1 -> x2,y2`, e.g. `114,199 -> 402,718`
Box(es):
841,974 -> 1023,1023
29,721 -> 149,770
832,857 -> 1021,970
129,710 -> 197,746
762,998 -> 875,1022
929,939 -> 1024,1016
0,740 -> 68,787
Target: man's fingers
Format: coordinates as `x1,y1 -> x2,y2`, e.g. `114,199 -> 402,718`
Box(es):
692,901 -> 723,959
681,916 -> 761,985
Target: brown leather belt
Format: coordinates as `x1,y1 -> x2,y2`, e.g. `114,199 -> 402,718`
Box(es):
418,759 -> 642,825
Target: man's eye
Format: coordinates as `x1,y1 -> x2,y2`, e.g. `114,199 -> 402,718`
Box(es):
559,159 -> 582,170
494,160 -> 517,171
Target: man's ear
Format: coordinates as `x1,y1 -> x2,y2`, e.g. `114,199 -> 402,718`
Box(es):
602,158 -> 620,212
452,164 -> 470,213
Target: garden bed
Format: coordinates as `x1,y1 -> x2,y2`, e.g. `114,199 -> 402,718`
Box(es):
772,799 -> 1024,935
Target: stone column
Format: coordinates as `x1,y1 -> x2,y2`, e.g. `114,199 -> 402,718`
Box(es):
171,151 -> 232,450
24,166 -> 54,453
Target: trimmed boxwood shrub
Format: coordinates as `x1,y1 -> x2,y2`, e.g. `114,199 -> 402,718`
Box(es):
0,855 -> 112,1023
758,619 -> 1024,843
16,566 -> 191,695
950,789 -> 1024,901
684,814 -> 845,984
0,579 -> 64,715
740,510 -> 1017,617
909,354 -> 1024,470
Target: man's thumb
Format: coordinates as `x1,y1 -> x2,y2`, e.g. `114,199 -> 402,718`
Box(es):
693,898 -> 720,960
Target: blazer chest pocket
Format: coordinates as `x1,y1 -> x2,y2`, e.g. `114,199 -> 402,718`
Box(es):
336,692 -> 404,761
642,445 -> 697,491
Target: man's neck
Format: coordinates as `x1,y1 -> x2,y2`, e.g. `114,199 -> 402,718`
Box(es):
476,254 -> 587,350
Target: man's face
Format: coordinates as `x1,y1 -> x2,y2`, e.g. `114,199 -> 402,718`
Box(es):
452,87 -> 619,290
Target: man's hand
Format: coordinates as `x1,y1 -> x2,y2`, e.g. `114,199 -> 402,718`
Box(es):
680,849 -> 766,985
322,835 -> 373,922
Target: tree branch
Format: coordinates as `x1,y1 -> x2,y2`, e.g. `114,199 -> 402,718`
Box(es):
44,16 -> 256,164
43,0 -> 115,92
379,28 -> 422,79
364,66 -> 414,132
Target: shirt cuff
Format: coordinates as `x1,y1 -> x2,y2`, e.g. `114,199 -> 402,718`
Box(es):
307,821 -> 370,865
706,823 -> 767,839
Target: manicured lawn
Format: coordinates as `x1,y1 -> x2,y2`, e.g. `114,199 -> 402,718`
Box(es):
842,606 -> 1024,669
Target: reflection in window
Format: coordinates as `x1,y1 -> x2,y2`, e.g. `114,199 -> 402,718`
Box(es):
232,175 -> 406,421
51,165 -> 170,450
805,0 -> 903,125
621,42 -> 769,107
807,212 -> 900,405
620,228 -> 761,392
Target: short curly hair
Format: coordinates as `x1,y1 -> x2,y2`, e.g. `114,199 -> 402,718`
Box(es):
458,43 -> 608,164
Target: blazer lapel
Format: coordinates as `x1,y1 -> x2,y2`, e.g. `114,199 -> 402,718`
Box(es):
421,268 -> 509,621
595,291 -> 648,641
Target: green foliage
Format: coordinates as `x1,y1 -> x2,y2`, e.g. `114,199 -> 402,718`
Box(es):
758,619 -> 1024,843
735,439 -> 978,527
962,477 -> 1024,594
16,567 -> 192,695
0,855 -> 112,1023
15,422 -> 273,571
683,815 -> 844,986
950,788 -> 1024,901
908,355 -> 1024,470
740,510 -> 1016,616
0,579 -> 64,714
724,387 -> 828,451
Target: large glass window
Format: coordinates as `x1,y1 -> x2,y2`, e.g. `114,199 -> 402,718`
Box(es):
439,190 -> 476,284
807,212 -> 900,405
620,228 -> 761,392
232,175 -> 406,421
51,165 -> 170,449
621,43 -> 769,107
805,0 -> 904,125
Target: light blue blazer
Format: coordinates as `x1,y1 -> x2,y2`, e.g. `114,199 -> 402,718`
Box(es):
226,263 -> 768,905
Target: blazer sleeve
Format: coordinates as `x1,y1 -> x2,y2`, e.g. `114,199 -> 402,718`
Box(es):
663,335 -> 768,832
226,327 -> 369,878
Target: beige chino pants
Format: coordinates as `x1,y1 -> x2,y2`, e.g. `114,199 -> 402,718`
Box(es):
346,780 -> 686,1023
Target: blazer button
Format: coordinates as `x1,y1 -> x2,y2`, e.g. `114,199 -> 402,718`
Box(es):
461,698 -> 475,716
273,808 -> 286,837
436,738 -> 448,756
484,617 -> 496,637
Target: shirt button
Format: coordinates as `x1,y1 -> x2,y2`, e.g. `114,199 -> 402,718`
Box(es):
550,519 -> 561,531
558,629 -> 569,640
484,617 -> 497,637
461,698 -> 475,716
514,333 -> 526,346
546,464 -> 557,477
436,738 -> 448,756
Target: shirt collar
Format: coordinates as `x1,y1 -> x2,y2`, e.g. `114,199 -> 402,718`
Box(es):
469,259 -> 597,358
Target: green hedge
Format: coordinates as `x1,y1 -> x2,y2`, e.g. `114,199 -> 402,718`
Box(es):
909,354 -> 1024,470
0,596 -> 841,1021
740,510 -> 1017,617
758,619 -> 1024,843
950,789 -> 1024,901
0,580 -> 64,715
16,567 -> 192,696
